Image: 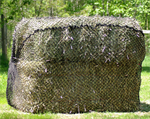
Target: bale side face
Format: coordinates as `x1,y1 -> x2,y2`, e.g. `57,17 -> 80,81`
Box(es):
12,60 -> 141,113
7,16 -> 145,113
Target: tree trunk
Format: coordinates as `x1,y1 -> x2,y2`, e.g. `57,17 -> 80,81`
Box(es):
145,13 -> 147,30
102,0 -> 104,16
106,0 -> 109,16
35,1 -> 37,16
1,14 -> 7,60
8,25 -> 12,48
134,4 -> 137,18
38,0 -> 43,17
147,16 -> 150,30
49,0 -> 53,16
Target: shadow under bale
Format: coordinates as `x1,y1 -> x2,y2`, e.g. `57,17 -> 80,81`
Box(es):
7,16 -> 145,113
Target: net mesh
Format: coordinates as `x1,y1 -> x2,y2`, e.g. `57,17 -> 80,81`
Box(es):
7,16 -> 145,113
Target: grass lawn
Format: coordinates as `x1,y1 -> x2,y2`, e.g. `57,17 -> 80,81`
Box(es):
0,54 -> 150,119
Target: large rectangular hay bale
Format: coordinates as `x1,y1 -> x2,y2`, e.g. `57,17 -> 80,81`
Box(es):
7,16 -> 145,113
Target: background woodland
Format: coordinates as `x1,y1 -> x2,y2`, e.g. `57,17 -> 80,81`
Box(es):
0,0 -> 150,60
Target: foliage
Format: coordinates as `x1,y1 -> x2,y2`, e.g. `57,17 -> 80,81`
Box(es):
0,0 -> 150,30
0,0 -> 150,55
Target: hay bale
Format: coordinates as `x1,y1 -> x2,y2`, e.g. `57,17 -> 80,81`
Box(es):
7,16 -> 145,113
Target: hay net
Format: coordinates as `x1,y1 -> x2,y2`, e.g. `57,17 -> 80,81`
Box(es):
7,16 -> 145,113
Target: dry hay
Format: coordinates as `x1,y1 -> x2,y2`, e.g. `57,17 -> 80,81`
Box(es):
7,16 -> 145,113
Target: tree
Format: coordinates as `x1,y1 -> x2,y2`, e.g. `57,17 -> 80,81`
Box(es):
0,0 -> 32,60
0,0 -> 7,60
0,0 -> 150,58
1,14 -> 7,60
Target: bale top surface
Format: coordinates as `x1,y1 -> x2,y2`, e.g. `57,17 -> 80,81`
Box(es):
15,16 -> 143,40
13,16 -> 145,64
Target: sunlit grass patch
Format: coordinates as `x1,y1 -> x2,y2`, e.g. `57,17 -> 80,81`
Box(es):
140,55 -> 150,103
0,102 -> 57,118
142,55 -> 150,66
0,72 -> 7,94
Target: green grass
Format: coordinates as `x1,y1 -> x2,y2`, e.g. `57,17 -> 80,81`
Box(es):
0,53 -> 150,119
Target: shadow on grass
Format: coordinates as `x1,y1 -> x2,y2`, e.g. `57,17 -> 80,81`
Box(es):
142,67 -> 150,73
0,92 -> 6,98
140,102 -> 150,112
0,55 -> 9,73
0,92 -> 7,105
